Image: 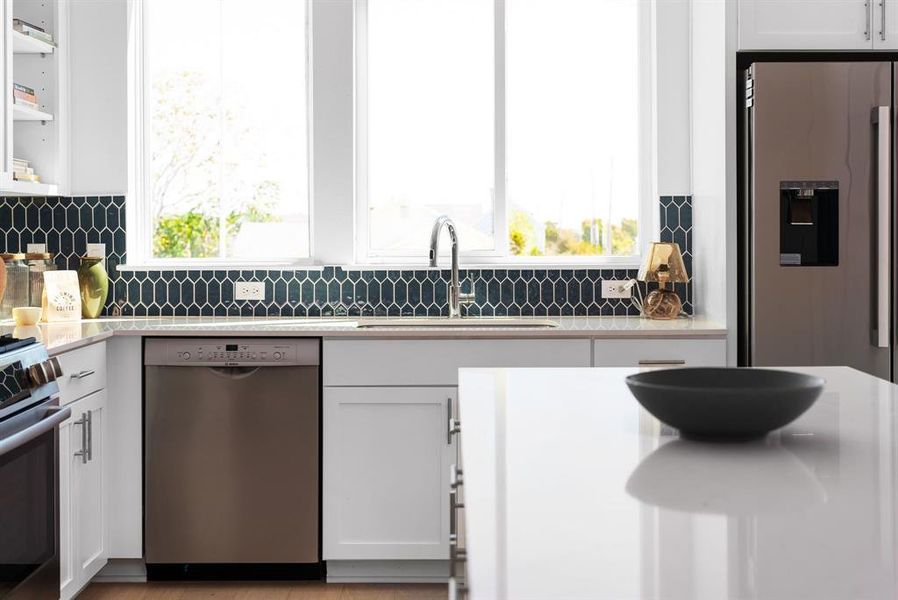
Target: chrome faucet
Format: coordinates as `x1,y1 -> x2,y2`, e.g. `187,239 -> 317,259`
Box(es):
429,216 -> 475,318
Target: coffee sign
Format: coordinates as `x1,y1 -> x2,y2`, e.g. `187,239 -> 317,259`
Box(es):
42,271 -> 82,322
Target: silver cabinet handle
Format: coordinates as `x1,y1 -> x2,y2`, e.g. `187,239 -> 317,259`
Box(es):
867,0 -> 873,39
882,0 -> 887,40
447,396 -> 461,444
70,369 -> 95,380
450,465 -> 464,489
638,359 -> 686,366
873,106 -> 890,348
74,412 -> 88,464
86,409 -> 93,462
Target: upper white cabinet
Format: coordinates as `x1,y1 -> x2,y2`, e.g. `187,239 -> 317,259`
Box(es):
0,0 -> 127,196
738,0 -> 896,49
0,0 -> 67,195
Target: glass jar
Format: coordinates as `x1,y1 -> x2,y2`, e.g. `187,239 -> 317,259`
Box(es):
26,252 -> 56,308
0,254 -> 29,319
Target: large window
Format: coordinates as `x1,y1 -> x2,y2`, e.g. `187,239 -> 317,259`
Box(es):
137,0 -> 310,263
358,0 -> 650,263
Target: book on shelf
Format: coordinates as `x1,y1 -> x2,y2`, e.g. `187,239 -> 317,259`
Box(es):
13,173 -> 40,183
12,19 -> 53,44
14,98 -> 39,110
13,83 -> 38,107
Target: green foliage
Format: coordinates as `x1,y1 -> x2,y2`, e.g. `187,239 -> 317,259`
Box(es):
151,71 -> 285,258
153,200 -> 283,259
507,210 -> 638,257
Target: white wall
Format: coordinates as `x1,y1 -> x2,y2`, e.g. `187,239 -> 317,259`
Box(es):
68,0 -> 128,195
690,0 -> 734,360
310,0 -> 355,265
655,0 -> 692,196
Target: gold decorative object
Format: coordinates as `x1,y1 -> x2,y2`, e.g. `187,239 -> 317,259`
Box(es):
638,242 -> 689,320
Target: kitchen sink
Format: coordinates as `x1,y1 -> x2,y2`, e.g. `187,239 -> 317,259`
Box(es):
356,317 -> 558,328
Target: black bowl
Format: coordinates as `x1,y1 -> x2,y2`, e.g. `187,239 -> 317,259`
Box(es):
625,367 -> 824,441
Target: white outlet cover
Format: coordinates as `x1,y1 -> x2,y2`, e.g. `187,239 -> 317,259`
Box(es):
86,243 -> 106,258
601,280 -> 631,299
235,281 -> 266,301
27,243 -> 46,253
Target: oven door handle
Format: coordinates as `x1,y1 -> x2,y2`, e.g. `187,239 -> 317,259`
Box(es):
0,405 -> 71,458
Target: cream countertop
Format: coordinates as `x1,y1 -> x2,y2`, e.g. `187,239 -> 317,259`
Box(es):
456,366 -> 898,600
0,315 -> 726,355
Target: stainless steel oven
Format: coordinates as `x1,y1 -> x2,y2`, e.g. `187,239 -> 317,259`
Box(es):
0,336 -> 69,599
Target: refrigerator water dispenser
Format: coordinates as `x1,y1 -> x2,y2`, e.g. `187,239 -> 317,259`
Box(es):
779,181 -> 838,266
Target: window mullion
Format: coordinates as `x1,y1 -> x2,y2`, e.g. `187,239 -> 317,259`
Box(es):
494,0 -> 507,258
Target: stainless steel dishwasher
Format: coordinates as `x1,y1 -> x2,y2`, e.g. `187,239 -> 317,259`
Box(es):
144,338 -> 320,580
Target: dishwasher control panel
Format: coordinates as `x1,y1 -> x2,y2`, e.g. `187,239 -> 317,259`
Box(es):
144,338 -> 320,367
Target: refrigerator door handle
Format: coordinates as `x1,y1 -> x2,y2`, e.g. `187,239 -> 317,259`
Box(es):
873,106 -> 890,348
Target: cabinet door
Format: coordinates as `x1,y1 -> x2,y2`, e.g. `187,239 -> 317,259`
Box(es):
323,387 -> 457,560
58,414 -> 77,600
739,0 -> 872,49
73,390 -> 107,583
873,0 -> 898,47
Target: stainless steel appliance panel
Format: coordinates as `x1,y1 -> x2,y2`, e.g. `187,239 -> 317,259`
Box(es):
750,62 -> 891,378
144,338 -> 319,565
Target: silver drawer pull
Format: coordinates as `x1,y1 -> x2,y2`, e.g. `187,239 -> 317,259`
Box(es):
450,466 -> 464,489
638,359 -> 686,366
70,369 -> 95,380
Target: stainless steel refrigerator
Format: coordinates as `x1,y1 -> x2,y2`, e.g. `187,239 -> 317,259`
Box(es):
741,61 -> 895,380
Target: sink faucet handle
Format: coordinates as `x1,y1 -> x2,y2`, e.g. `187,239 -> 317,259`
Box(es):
458,292 -> 476,307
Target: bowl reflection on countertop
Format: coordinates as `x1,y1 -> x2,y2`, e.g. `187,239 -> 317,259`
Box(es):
625,439 -> 826,516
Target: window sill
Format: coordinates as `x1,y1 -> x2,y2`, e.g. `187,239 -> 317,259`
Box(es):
117,261 -> 323,272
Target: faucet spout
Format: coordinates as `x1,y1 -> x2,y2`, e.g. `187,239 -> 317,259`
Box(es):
428,216 -> 474,318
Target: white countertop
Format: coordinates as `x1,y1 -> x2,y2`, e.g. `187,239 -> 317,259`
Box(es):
0,315 -> 726,355
457,366 -> 898,600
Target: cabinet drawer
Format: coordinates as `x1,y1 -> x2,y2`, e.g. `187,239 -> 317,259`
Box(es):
56,342 -> 107,405
592,338 -> 726,367
323,339 -> 591,386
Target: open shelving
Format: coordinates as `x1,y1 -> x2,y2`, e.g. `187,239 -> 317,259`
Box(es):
12,29 -> 53,54
12,103 -> 52,122
0,0 -> 66,197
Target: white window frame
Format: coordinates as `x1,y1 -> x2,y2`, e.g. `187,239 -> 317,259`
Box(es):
126,0 -> 656,269
353,0 -> 655,267
126,0 -> 316,269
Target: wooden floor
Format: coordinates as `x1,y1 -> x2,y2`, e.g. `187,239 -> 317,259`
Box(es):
79,583 -> 447,600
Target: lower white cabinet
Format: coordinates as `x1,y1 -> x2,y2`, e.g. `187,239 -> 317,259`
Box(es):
60,389 -> 107,600
323,387 -> 457,560
592,338 -> 726,367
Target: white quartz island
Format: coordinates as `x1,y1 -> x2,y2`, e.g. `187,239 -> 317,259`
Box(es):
456,366 -> 898,600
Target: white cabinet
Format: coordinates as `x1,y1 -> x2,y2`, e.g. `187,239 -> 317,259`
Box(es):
592,338 -> 726,367
321,338 -> 590,571
323,387 -> 456,560
56,342 -> 108,599
323,339 -> 591,386
59,389 -> 107,600
738,0 -> 874,49
0,0 -> 69,195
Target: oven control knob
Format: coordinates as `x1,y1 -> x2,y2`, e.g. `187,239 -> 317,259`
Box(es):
182,352 -> 191,360
273,352 -> 282,361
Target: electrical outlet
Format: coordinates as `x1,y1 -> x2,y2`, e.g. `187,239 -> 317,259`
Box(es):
27,243 -> 46,253
235,281 -> 265,301
602,280 -> 631,299
86,243 -> 106,258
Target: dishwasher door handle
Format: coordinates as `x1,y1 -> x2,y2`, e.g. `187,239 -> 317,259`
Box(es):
206,366 -> 262,380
